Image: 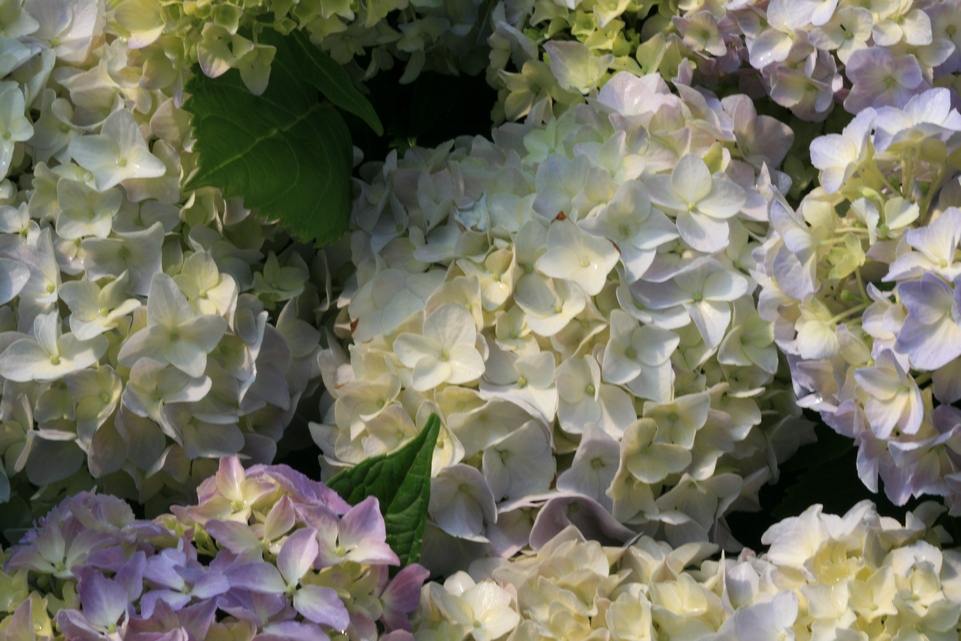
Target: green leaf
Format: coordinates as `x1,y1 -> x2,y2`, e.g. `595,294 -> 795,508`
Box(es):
261,29 -> 383,136
0,495 -> 30,548
184,35 -> 362,244
327,413 -> 440,567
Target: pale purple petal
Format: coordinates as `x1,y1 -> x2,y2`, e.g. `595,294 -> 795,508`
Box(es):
226,562 -> 286,593
115,551 -> 146,603
56,608 -> 111,641
277,528 -> 319,586
204,520 -> 261,555
80,572 -> 129,629
381,564 -> 430,632
898,273 -> 955,324
894,277 -> 961,368
294,584 -> 351,630
191,570 -> 230,599
215,456 -> 246,501
339,497 -> 398,565
7,599 -> 34,641
259,620 -> 332,641
144,552 -> 185,591
896,314 -> 961,370
263,496 -> 297,541
139,589 -> 192,618
218,590 -> 287,626
529,494 -> 635,548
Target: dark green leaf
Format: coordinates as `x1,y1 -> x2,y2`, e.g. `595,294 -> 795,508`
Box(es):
0,494 -> 30,547
185,40 -> 355,244
328,413 -> 440,567
260,29 -> 383,136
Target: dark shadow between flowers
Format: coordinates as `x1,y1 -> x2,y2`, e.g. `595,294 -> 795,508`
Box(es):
344,65 -> 499,164
726,414 -> 961,552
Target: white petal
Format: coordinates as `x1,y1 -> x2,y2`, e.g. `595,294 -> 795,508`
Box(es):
676,210 -> 729,253
446,343 -> 486,385
0,258 -> 30,305
425,303 -> 477,350
670,154 -> 713,205
686,299 -> 732,349
411,357 -> 451,392
146,273 -> 194,329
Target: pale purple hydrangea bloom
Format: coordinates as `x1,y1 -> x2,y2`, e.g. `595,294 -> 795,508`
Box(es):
844,47 -> 926,112
488,0 -> 961,125
757,87 -> 961,513
2,457 -> 428,640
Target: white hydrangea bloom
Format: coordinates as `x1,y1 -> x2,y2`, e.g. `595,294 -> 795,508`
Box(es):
313,67 -> 809,554
117,272 -> 228,378
26,0 -> 104,63
68,108 -> 165,191
393,304 -> 486,391
0,311 -> 106,382
59,271 -> 141,340
0,82 -> 33,180
535,219 -> 619,296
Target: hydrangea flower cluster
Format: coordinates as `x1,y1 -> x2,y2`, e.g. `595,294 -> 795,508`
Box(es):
112,0 -> 490,99
413,500 -> 961,641
0,456 -> 428,641
488,0 -> 961,124
0,0 -> 333,511
314,67 -> 814,562
755,85 -> 961,514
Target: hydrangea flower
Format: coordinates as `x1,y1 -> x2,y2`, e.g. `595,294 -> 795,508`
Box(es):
0,458 -> 429,640
315,67 -> 812,561
110,0 -> 489,98
0,0 -> 382,516
0,311 -> 107,382
755,87 -> 961,512
485,0 -> 958,131
117,273 -> 228,379
411,502 -> 961,641
393,304 -> 486,392
0,0 -> 348,512
67,109 -> 166,191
